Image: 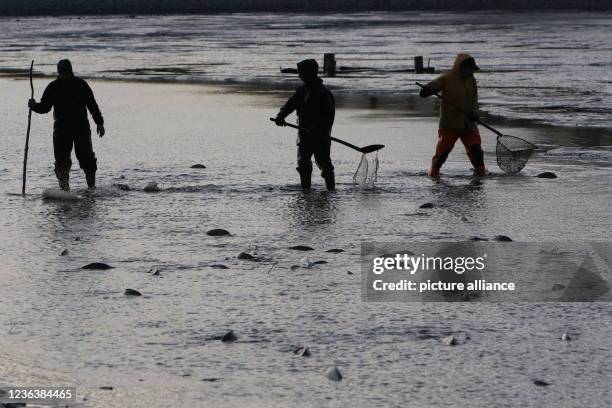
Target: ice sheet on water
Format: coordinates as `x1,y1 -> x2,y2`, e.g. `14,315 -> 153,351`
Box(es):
42,188 -> 83,201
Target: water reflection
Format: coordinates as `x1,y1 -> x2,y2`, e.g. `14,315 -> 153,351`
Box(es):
431,178 -> 485,220
37,196 -> 102,244
286,191 -> 339,228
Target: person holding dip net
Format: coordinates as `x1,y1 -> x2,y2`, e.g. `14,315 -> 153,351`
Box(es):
274,59 -> 336,191
419,53 -> 487,178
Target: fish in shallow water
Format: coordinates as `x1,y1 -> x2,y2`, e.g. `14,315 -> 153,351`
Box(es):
82,262 -> 113,270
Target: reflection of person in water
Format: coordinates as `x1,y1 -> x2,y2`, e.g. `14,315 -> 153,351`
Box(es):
29,59 -> 105,191
419,53 -> 486,178
274,59 -> 336,191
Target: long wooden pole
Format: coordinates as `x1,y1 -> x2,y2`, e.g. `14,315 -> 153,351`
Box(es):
22,60 -> 34,195
269,118 -> 384,154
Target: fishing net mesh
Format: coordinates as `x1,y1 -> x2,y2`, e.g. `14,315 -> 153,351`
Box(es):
353,152 -> 379,188
496,135 -> 536,174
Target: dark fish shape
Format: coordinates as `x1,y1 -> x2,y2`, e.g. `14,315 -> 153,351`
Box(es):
441,335 -> 458,346
221,330 -> 237,342
60,249 -> 69,256
144,182 -> 160,192
536,172 -> 557,179
113,183 -> 131,191
325,366 -> 343,381
207,229 -> 231,236
533,380 -> 550,387
82,262 -> 113,270
210,264 -> 229,269
191,164 -> 207,169
326,248 -> 344,253
494,235 -> 513,242
237,252 -> 261,262
293,346 -> 311,357
419,202 -> 435,209
124,288 -> 142,296
289,245 -> 314,251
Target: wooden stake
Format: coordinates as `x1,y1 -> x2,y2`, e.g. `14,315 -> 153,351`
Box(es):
323,53 -> 336,77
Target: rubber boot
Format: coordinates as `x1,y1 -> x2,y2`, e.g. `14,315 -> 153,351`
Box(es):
55,167 -> 70,192
472,167 -> 487,177
468,145 -> 486,176
324,173 -> 336,191
428,168 -> 440,178
297,167 -> 311,190
86,171 -> 96,190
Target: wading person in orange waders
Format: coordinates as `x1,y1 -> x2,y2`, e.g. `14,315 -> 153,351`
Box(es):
419,53 -> 486,178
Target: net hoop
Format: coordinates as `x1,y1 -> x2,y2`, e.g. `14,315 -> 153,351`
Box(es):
496,134 -> 536,174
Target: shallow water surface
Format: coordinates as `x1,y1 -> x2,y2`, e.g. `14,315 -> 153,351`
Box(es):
1,11 -> 612,128
0,78 -> 611,407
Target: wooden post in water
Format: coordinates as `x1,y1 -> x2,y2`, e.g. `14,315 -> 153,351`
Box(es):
323,53 -> 336,77
414,56 -> 424,74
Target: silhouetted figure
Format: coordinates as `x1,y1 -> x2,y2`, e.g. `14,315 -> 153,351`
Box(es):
29,59 -> 105,191
274,59 -> 335,191
419,53 -> 486,178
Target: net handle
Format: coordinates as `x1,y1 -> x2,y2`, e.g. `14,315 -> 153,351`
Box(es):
416,82 -> 503,137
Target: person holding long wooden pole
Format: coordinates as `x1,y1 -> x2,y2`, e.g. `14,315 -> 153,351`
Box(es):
28,59 -> 105,191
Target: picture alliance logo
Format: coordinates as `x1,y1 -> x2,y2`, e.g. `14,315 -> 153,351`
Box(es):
371,253 -> 488,275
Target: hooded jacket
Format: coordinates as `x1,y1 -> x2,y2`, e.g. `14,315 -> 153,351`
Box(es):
32,76 -> 104,132
425,53 -> 478,131
278,77 -> 335,143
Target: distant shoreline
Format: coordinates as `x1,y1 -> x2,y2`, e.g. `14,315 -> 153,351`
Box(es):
1,1 -> 610,17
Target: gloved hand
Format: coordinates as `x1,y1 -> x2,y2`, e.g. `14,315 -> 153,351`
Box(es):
28,98 -> 37,109
274,116 -> 286,127
97,125 -> 105,137
467,112 -> 479,122
419,86 -> 434,98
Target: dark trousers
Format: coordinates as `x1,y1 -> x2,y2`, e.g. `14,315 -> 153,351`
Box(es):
53,128 -> 97,179
297,140 -> 335,189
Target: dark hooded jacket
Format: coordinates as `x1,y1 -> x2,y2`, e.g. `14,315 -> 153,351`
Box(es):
32,76 -> 104,132
278,77 -> 335,143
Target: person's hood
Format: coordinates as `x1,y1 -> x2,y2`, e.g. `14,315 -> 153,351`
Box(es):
452,53 -> 478,74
